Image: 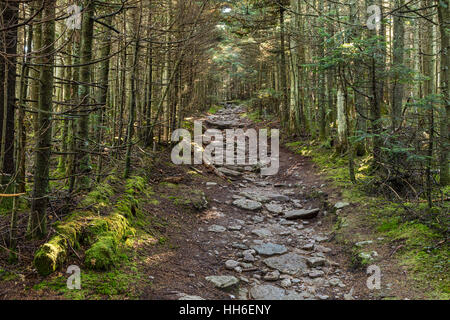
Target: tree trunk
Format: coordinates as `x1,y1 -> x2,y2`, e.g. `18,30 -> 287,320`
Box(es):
28,0 -> 56,239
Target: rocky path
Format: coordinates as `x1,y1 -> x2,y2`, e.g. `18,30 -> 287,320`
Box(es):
153,107 -> 368,300
177,105 -> 358,301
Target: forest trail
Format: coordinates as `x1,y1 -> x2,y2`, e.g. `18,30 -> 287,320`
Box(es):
140,105 -> 368,301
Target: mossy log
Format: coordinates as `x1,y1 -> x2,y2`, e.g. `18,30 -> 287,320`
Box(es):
34,213 -> 132,275
34,176 -> 146,276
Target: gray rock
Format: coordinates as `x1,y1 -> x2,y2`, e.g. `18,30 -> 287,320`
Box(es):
228,224 -> 243,231
232,242 -> 248,250
281,279 -> 292,288
269,194 -> 290,202
250,285 -> 305,300
238,288 -> 249,300
240,191 -> 271,203
178,294 -> 205,300
252,243 -> 288,256
344,287 -> 355,300
284,208 -> 320,220
218,167 -> 243,177
205,276 -> 239,289
225,260 -> 240,270
239,262 -> 254,269
335,202 -> 350,209
263,253 -> 308,275
252,228 -> 273,238
233,198 -> 263,211
309,270 -> 325,278
265,204 -> 284,214
302,243 -> 315,251
315,245 -> 332,253
243,253 -> 256,262
306,257 -> 327,267
291,200 -> 304,208
355,240 -> 374,247
208,225 -> 227,233
263,270 -> 280,281
314,235 -> 329,242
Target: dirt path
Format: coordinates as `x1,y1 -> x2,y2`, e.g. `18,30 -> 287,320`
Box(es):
138,105 -> 371,301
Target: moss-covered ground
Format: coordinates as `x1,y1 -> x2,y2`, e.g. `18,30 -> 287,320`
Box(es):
286,139 -> 449,300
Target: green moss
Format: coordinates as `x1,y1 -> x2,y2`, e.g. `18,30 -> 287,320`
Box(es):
208,105 -> 220,114
85,234 -> 120,270
125,176 -> 146,195
81,183 -> 114,208
168,189 -> 208,211
116,194 -> 140,219
159,182 -> 178,189
34,235 -> 70,276
33,260 -> 146,299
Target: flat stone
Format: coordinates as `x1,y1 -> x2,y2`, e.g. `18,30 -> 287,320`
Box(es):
233,198 -> 263,211
218,167 -> 243,177
314,235 -> 329,242
315,245 -> 332,253
228,224 -> 243,231
306,257 -> 327,268
225,260 -> 240,270
252,228 -> 273,238
284,208 -> 320,220
269,194 -> 290,202
302,243 -> 315,251
240,191 -> 271,203
263,253 -> 308,275
355,240 -> 374,247
178,293 -> 205,300
239,262 -> 254,269
335,202 -> 350,209
250,285 -> 305,300
205,276 -> 239,289
309,270 -> 325,278
263,270 -> 280,281
232,242 -> 248,250
208,225 -> 227,233
252,243 -> 288,256
206,182 -> 218,186
265,204 -> 284,214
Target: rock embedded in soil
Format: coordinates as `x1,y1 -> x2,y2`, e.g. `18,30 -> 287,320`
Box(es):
252,243 -> 288,256
306,257 -> 327,268
232,198 -> 263,211
208,225 -> 227,233
284,208 -> 320,220
335,202 -> 350,209
225,260 -> 240,270
218,167 -> 243,177
250,285 -> 305,300
239,191 -> 271,203
205,276 -> 239,289
263,270 -> 280,281
263,253 -> 308,275
281,279 -> 292,288
309,270 -> 325,278
178,294 -> 205,300
252,228 -> 273,238
265,204 -> 284,214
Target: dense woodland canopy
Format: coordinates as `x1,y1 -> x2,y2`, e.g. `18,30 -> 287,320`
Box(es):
0,0 -> 448,278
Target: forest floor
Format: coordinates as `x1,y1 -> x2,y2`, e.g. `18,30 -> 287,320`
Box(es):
0,105 -> 447,300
